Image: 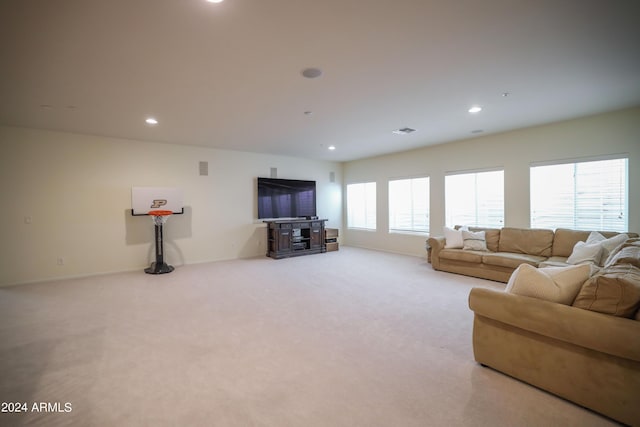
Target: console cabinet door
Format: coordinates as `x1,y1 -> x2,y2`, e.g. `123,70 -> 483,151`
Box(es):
310,226 -> 322,249
277,228 -> 292,252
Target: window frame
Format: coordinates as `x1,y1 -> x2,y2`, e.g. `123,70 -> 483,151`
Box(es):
529,156 -> 629,232
388,175 -> 430,235
346,181 -> 377,230
444,168 -> 505,228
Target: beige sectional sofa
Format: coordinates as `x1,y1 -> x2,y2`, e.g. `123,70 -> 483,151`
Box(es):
469,286 -> 640,426
428,227 -> 640,425
428,227 -> 637,283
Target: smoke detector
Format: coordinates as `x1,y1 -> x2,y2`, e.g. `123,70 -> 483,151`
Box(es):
392,127 -> 416,135
302,68 -> 323,79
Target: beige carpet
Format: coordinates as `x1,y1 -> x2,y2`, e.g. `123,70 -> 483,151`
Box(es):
0,247 -> 619,426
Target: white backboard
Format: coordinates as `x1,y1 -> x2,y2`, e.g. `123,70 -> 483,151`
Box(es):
131,187 -> 184,215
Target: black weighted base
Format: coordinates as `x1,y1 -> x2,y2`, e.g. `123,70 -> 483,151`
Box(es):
145,262 -> 174,275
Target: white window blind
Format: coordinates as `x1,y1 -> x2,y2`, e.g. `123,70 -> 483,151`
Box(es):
389,177 -> 429,233
347,182 -> 377,230
530,158 -> 628,231
445,170 -> 504,228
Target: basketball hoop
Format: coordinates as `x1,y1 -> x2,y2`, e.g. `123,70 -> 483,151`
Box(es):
145,210 -> 174,274
148,210 -> 173,226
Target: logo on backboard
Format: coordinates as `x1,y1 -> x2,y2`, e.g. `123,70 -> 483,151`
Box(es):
150,199 -> 168,209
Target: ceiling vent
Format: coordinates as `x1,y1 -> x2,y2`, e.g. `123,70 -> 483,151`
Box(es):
392,127 -> 416,135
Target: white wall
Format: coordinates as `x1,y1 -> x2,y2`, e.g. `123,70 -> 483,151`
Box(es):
342,107 -> 640,256
0,126 -> 343,286
3,107 -> 638,284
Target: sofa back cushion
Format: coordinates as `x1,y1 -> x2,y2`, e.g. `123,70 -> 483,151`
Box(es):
553,228 -> 639,257
498,227 -> 554,256
552,229 -> 592,257
573,264 -> 640,318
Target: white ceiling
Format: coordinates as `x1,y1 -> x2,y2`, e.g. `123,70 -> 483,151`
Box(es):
1,0 -> 639,162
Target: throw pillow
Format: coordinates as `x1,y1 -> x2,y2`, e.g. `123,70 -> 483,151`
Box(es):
586,232 -> 629,266
462,230 -> 487,251
573,264 -> 640,318
604,238 -> 640,267
566,241 -> 603,266
604,245 -> 640,269
505,264 -> 590,305
443,226 -> 468,249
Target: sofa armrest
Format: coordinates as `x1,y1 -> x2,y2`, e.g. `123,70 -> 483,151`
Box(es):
468,287 -> 640,362
427,236 -> 446,268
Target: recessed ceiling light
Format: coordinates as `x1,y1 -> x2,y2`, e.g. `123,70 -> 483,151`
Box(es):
206,0 -> 224,3
468,106 -> 482,113
328,145 -> 336,150
301,68 -> 323,79
304,111 -> 313,116
145,117 -> 158,125
471,129 -> 484,134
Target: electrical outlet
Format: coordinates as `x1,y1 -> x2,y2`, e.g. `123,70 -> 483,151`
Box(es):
57,257 -> 65,266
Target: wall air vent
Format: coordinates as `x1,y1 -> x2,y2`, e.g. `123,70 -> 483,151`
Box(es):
392,127 -> 416,135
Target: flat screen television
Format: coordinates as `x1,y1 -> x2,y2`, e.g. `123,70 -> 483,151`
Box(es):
257,177 -> 317,219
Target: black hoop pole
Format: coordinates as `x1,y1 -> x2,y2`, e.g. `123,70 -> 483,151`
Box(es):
145,215 -> 174,274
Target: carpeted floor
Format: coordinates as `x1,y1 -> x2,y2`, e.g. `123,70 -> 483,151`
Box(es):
0,247 -> 619,426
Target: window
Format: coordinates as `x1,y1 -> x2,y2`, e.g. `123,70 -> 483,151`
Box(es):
445,170 -> 504,228
389,177 -> 429,233
530,158 -> 628,232
347,182 -> 376,229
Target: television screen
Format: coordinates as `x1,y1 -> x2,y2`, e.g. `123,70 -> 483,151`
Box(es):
257,178 -> 317,219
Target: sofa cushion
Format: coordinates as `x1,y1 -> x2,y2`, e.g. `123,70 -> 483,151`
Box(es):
443,226 -> 467,249
466,227 -> 500,252
604,238 -> 640,268
552,229 -> 638,258
439,248 -> 484,263
566,241 -> 603,266
462,230 -> 488,251
539,256 -> 570,268
505,264 -> 590,305
482,252 -> 546,269
573,264 -> 640,318
605,245 -> 640,269
498,227 -> 554,257
552,229 -> 592,257
586,231 -> 629,266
